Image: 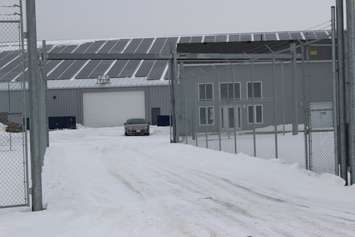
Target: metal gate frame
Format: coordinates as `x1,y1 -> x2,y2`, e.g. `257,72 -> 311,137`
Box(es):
175,43 -> 337,176
0,0 -> 29,209
305,103 -> 337,175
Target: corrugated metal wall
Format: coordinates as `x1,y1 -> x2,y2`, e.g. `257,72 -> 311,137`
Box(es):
0,90 -> 26,114
0,85 -> 171,126
47,89 -> 81,118
147,86 -> 171,119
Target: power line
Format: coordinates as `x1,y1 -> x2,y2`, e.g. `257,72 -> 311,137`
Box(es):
303,20 -> 331,31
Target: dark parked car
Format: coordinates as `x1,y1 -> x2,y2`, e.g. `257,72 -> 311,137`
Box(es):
124,118 -> 150,136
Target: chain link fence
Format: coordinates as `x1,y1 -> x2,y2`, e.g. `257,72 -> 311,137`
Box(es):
175,59 -> 336,175
0,0 -> 29,208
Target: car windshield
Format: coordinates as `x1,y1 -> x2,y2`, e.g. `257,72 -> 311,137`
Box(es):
126,119 -> 146,124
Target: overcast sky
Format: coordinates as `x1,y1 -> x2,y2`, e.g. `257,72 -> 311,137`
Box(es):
36,0 -> 335,41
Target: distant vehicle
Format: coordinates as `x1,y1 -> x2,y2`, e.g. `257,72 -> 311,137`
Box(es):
124,118 -> 150,136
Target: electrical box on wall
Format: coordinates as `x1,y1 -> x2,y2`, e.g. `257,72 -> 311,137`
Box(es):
309,102 -> 333,129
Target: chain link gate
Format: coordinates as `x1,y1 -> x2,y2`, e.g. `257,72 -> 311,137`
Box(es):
305,102 -> 336,174
0,1 -> 29,208
176,54 -> 337,176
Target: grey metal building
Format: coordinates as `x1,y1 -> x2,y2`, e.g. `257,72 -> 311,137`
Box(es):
0,30 -> 332,128
177,61 -> 332,133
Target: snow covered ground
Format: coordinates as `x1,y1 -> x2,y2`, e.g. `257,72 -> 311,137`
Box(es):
186,131 -> 308,165
0,132 -> 27,207
186,126 -> 335,174
1,126 -> 355,237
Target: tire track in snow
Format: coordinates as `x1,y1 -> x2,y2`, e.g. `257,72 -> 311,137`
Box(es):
108,170 -> 144,198
189,171 -> 355,237
123,158 -> 271,236
115,146 -> 295,235
196,171 -> 288,204
106,145 -> 265,235
83,131 -> 355,237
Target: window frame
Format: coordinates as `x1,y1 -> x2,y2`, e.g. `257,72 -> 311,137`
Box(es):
198,83 -> 214,101
247,104 -> 264,125
255,104 -> 263,124
219,82 -> 241,101
199,106 -> 215,126
246,81 -> 263,99
247,105 -> 255,124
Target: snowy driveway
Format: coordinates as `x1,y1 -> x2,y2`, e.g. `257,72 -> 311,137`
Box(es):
1,127 -> 355,237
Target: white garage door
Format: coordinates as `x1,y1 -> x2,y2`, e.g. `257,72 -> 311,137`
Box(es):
83,91 -> 145,127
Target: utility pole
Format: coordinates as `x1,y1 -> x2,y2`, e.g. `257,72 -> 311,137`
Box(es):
336,0 -> 349,183
26,0 -> 44,211
347,0 -> 355,185
41,40 -> 49,150
332,6 -> 339,176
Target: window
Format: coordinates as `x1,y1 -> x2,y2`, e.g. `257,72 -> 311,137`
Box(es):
220,83 -> 241,100
199,83 -> 213,101
248,106 -> 254,124
199,106 -> 215,126
255,105 -> 263,124
247,82 -> 262,99
248,105 -> 263,124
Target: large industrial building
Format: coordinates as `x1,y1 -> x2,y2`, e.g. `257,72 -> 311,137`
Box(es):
0,30 -> 332,129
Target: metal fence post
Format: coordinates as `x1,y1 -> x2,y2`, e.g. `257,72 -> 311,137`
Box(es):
251,60 -> 257,157
234,108 -> 238,154
38,40 -> 48,167
272,58 -> 279,159
332,6 -> 340,175
346,0 -> 355,184
26,0 -> 44,212
301,45 -> 310,170
191,106 -> 195,142
205,131 -> 208,148
308,109 -> 313,171
180,62 -> 189,144
216,66 -> 222,151
291,42 -> 299,135
19,0 -> 30,206
338,0 -> 349,183
193,86 -> 198,147
184,85 -> 189,145
184,100 -> 188,144
195,111 -> 198,147
7,81 -> 12,152
170,50 -> 178,143
231,64 -> 238,154
281,63 -> 286,135
218,113 -> 222,151
41,40 -> 49,148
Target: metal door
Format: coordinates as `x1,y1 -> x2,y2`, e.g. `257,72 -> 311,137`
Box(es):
151,107 -> 161,125
221,106 -> 241,130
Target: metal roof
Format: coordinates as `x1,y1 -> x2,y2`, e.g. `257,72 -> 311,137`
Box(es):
0,30 -> 330,83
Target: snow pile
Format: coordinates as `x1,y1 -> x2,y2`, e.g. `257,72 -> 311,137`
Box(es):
0,122 -> 6,132
0,126 -> 354,237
